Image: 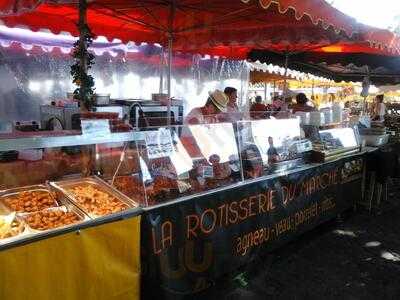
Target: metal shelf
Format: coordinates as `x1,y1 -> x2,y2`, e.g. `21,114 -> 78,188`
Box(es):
0,131 -> 145,151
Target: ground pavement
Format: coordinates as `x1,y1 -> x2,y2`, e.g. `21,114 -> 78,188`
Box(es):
204,180 -> 400,300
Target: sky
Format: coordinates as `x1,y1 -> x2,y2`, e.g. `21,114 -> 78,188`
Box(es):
330,0 -> 400,29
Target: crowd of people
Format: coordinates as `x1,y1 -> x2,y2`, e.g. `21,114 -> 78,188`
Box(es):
185,87 -> 388,125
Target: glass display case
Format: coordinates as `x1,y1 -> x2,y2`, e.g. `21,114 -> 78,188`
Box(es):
237,118 -> 312,179
312,127 -> 360,162
0,119 -> 362,247
0,123 -> 243,246
136,123 -> 242,206
0,131 -> 144,247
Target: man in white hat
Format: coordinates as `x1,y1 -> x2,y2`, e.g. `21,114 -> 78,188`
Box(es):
185,90 -> 229,124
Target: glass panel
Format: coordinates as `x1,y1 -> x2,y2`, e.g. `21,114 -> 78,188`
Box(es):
137,123 -> 242,206
238,118 -> 307,179
0,131 -> 144,245
318,128 -> 359,150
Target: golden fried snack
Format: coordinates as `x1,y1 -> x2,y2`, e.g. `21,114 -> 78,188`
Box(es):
67,185 -> 127,217
3,191 -> 57,213
0,214 -> 23,239
25,210 -> 80,231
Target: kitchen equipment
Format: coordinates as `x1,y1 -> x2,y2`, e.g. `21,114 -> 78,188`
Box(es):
93,94 -> 111,106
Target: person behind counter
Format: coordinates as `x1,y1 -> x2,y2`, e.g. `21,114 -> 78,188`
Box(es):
185,90 -> 229,124
250,96 -> 268,119
292,93 -> 316,113
373,94 -> 386,121
224,87 -> 238,111
222,86 -> 243,122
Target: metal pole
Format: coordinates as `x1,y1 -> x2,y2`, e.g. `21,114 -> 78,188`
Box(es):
167,1 -> 176,127
264,82 -> 267,102
282,53 -> 289,99
167,36 -> 172,127
273,80 -> 276,100
159,48 -> 164,94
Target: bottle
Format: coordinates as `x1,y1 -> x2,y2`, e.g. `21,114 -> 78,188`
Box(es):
332,102 -> 343,123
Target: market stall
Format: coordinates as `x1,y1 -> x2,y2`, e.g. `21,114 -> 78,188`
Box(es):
0,119 -> 367,299
0,1 -> 396,299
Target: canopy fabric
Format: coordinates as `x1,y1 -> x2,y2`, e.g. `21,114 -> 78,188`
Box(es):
250,70 -> 294,84
0,0 -> 377,59
248,49 -> 400,85
0,0 -> 40,16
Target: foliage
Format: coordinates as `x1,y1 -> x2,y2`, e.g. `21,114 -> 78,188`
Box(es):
70,21 -> 95,110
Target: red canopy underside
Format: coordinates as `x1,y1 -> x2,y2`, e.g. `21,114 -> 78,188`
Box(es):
0,0 -> 399,59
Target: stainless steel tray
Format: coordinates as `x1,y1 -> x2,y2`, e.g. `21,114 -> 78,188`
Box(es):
50,176 -> 138,218
0,185 -> 59,214
269,158 -> 303,173
20,205 -> 88,232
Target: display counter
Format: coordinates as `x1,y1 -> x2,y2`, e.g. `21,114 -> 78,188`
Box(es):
0,120 -> 367,299
140,150 -> 366,298
0,131 -> 143,300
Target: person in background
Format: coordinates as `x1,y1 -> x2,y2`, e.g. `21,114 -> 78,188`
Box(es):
292,93 -> 316,113
267,136 -> 279,164
373,94 -> 386,121
275,96 -> 293,119
222,86 -> 243,122
250,96 -> 267,119
224,87 -> 238,111
185,90 -> 229,124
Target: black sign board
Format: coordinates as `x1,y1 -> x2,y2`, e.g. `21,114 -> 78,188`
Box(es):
141,155 -> 364,298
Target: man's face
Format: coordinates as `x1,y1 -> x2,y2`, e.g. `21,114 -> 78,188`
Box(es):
205,103 -> 217,115
268,137 -> 273,145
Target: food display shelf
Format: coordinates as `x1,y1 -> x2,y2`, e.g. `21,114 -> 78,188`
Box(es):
0,131 -> 145,152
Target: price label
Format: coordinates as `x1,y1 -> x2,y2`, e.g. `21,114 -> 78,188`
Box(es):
202,166 -> 214,178
145,128 -> 173,159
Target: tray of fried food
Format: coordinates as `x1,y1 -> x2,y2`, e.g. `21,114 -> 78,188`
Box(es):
0,212 -> 26,241
0,185 -> 59,214
50,176 -> 137,218
21,205 -> 85,232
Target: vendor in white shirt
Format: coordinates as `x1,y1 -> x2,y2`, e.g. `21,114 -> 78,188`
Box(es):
185,90 -> 229,124
373,94 -> 386,121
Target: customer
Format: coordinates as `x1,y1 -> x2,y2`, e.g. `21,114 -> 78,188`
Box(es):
250,96 -> 267,119
292,93 -> 316,113
373,94 -> 386,121
185,90 -> 229,124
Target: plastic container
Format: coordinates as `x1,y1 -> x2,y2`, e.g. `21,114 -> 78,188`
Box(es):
360,134 -> 390,146
332,103 -> 343,123
309,112 -> 325,126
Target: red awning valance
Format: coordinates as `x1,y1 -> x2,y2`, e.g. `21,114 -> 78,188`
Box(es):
0,0 -> 398,58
